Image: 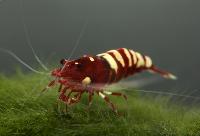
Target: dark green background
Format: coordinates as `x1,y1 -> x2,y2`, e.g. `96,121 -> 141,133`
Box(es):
0,0 -> 199,91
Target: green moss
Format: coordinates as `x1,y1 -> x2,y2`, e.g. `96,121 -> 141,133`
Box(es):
0,73 -> 200,136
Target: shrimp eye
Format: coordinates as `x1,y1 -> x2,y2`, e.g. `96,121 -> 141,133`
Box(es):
60,59 -> 66,65
75,62 -> 82,68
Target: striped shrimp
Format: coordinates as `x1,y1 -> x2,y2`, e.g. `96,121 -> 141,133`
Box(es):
43,48 -> 177,114
0,2 -> 178,113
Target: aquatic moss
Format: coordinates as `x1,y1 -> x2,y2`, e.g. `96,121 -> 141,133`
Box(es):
0,73 -> 200,136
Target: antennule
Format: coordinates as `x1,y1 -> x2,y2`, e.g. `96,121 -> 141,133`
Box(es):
20,0 -> 48,71
61,19 -> 88,72
0,48 -> 49,75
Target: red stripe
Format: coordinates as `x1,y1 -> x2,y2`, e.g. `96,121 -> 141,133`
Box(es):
127,50 -> 136,75
117,48 -> 131,77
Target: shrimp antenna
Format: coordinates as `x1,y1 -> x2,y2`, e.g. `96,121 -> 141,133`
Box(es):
19,0 -> 49,71
134,89 -> 200,100
67,20 -> 88,61
22,22 -> 49,71
61,19 -> 88,72
0,48 -> 49,75
107,84 -> 200,100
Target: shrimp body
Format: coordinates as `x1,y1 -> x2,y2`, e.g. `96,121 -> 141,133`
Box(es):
46,48 -> 176,113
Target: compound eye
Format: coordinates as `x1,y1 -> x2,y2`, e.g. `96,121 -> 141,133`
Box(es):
60,59 -> 66,65
75,62 -> 82,69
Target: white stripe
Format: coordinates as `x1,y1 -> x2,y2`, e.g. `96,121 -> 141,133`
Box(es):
72,97 -> 77,100
135,52 -> 145,68
89,57 -> 95,62
145,56 -> 152,68
99,92 -> 105,98
103,91 -> 112,95
129,50 -> 137,65
108,50 -> 125,67
168,74 -> 177,80
97,53 -> 118,73
164,74 -> 177,80
82,77 -> 91,85
123,48 -> 132,67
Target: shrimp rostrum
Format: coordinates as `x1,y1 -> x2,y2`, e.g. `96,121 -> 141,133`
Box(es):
43,48 -> 177,114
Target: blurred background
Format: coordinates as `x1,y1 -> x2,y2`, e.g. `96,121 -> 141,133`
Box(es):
0,0 -> 199,93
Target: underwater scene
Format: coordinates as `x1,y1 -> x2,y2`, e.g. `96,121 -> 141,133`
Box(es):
0,0 -> 200,135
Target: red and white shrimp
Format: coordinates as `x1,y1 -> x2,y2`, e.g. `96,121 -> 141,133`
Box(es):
0,4 -> 178,114
43,48 -> 177,114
